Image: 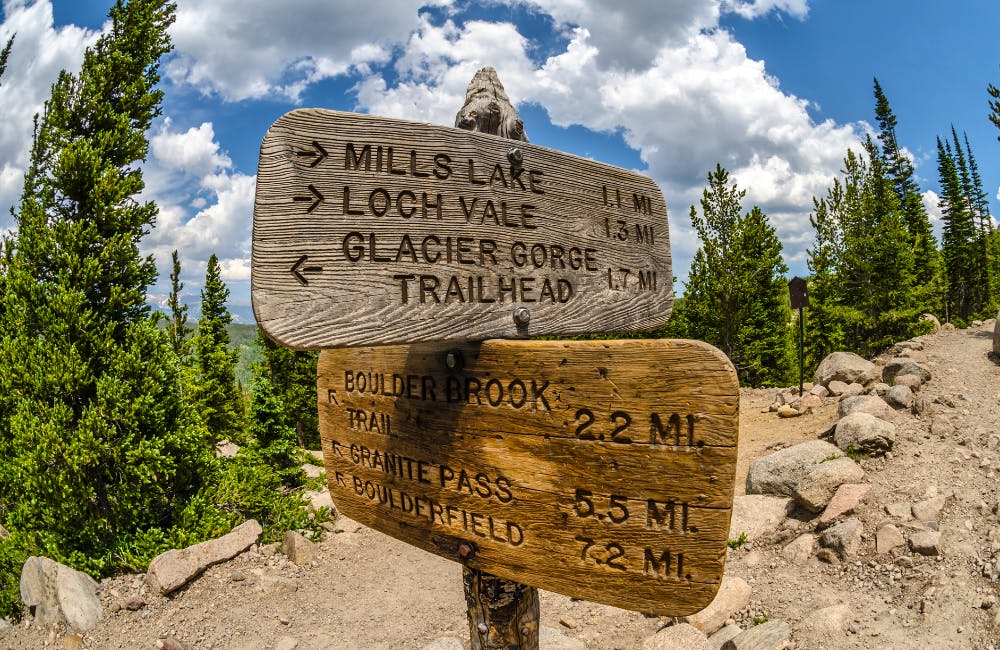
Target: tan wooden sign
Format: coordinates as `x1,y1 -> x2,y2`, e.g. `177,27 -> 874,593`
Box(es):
317,338 -> 738,616
253,109 -> 672,349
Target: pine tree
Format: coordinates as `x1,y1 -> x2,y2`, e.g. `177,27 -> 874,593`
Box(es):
190,254 -> 245,442
989,81 -> 1000,140
247,372 -> 304,486
672,165 -> 791,387
872,79 -> 939,294
254,329 -> 320,448
167,250 -> 189,356
0,0 -> 212,613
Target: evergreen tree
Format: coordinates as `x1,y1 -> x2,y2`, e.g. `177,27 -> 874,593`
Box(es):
872,79 -> 939,293
190,254 -> 244,442
247,372 -> 305,486
167,250 -> 189,356
989,81 -> 1000,140
254,329 -> 320,448
672,165 -> 791,386
0,0 -> 212,615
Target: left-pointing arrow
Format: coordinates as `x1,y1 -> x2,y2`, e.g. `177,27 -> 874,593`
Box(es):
290,254 -> 323,286
292,184 -> 324,213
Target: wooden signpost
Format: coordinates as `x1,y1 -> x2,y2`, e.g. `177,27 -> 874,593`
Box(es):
252,67 -> 738,649
317,338 -> 739,615
252,108 -> 672,349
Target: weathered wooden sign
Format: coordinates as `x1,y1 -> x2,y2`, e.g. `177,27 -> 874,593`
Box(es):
317,338 -> 738,615
253,109 -> 672,349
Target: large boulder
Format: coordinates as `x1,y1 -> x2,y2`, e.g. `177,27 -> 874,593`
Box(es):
837,395 -> 894,421
19,556 -> 101,632
146,519 -> 262,594
834,412 -> 895,454
813,352 -> 880,388
882,358 -> 931,385
747,440 -> 864,512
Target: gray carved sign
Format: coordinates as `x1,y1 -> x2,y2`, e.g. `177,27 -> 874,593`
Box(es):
252,109 -> 672,349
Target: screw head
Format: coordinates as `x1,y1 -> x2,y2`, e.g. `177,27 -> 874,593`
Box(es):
477,623 -> 489,635
445,350 -> 463,370
458,541 -> 475,559
513,307 -> 530,327
507,147 -> 523,165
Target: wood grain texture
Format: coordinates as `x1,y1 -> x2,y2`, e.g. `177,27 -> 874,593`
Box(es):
464,568 -> 539,650
252,109 -> 672,349
317,338 -> 739,616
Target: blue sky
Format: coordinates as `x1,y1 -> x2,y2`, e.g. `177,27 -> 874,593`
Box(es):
0,0 -> 997,323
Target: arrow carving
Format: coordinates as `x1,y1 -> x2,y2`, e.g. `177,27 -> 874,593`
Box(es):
292,184 -> 324,213
290,254 -> 323,286
296,140 -> 328,167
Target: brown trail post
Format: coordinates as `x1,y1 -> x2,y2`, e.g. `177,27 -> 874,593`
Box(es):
453,66 -> 539,650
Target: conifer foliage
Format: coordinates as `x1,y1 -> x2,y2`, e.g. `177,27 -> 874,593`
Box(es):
191,254 -> 245,441
254,329 -> 320,449
670,165 -> 791,387
0,0 -> 213,612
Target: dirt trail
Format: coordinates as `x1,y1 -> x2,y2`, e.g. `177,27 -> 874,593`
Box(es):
2,325 -> 999,649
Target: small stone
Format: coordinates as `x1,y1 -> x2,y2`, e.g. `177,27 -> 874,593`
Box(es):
912,496 -> 947,521
781,534 -> 815,565
875,524 -> 906,554
61,634 -> 84,650
158,637 -> 188,650
643,623 -> 711,650
804,604 -> 852,635
230,571 -> 247,582
708,624 -> 742,650
721,620 -> 790,650
124,595 -> 146,611
109,601 -> 122,613
885,502 -> 912,520
828,380 -> 849,396
275,636 -> 300,650
909,530 -> 942,556
818,484 -> 871,528
282,531 -> 318,566
819,519 -> 863,560
683,576 -> 752,635
810,384 -> 830,398
776,404 -> 800,418
886,385 -> 914,410
559,615 -> 578,629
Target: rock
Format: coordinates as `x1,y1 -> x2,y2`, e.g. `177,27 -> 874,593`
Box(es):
19,556 -> 102,633
796,394 -> 822,414
282,531 -> 318,566
275,637 -> 301,650
912,395 -> 934,417
157,637 -> 188,650
683,576 -> 752,635
875,524 -> 906,554
814,352 -> 880,388
840,382 -> 865,398
885,384 -> 914,409
943,321 -> 955,330
559,615 -> 578,629
819,519 -> 863,560
302,463 -> 325,479
302,490 -> 335,512
922,313 -> 942,331
894,340 -> 924,353
912,495 -> 947,521
818,483 -> 871,528
215,440 -> 239,458
0,523 -> 8,539
643,623 -> 711,650
333,515 -> 363,534
539,626 -> 586,650
708,624 -> 743,650
909,530 -> 942,556
124,595 -> 146,611
781,534 -> 815,565
884,502 -> 912,519
827,380 -> 849,396
776,404 -> 800,418
146,519 -> 261,594
804,604 -> 852,635
834,412 -> 895,455
729,495 -> 795,542
61,633 -> 84,650
0,617 -> 9,629
882,358 -> 932,385
929,415 -> 954,437
837,395 -> 894,420
746,440 -> 845,498
815,548 -> 839,564
870,382 -> 891,396
721,620 -> 790,650
809,384 -> 829,398
792,457 -> 865,513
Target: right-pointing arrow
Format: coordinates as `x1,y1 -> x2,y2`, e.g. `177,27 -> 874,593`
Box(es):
292,184 -> 324,213
295,140 -> 328,167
